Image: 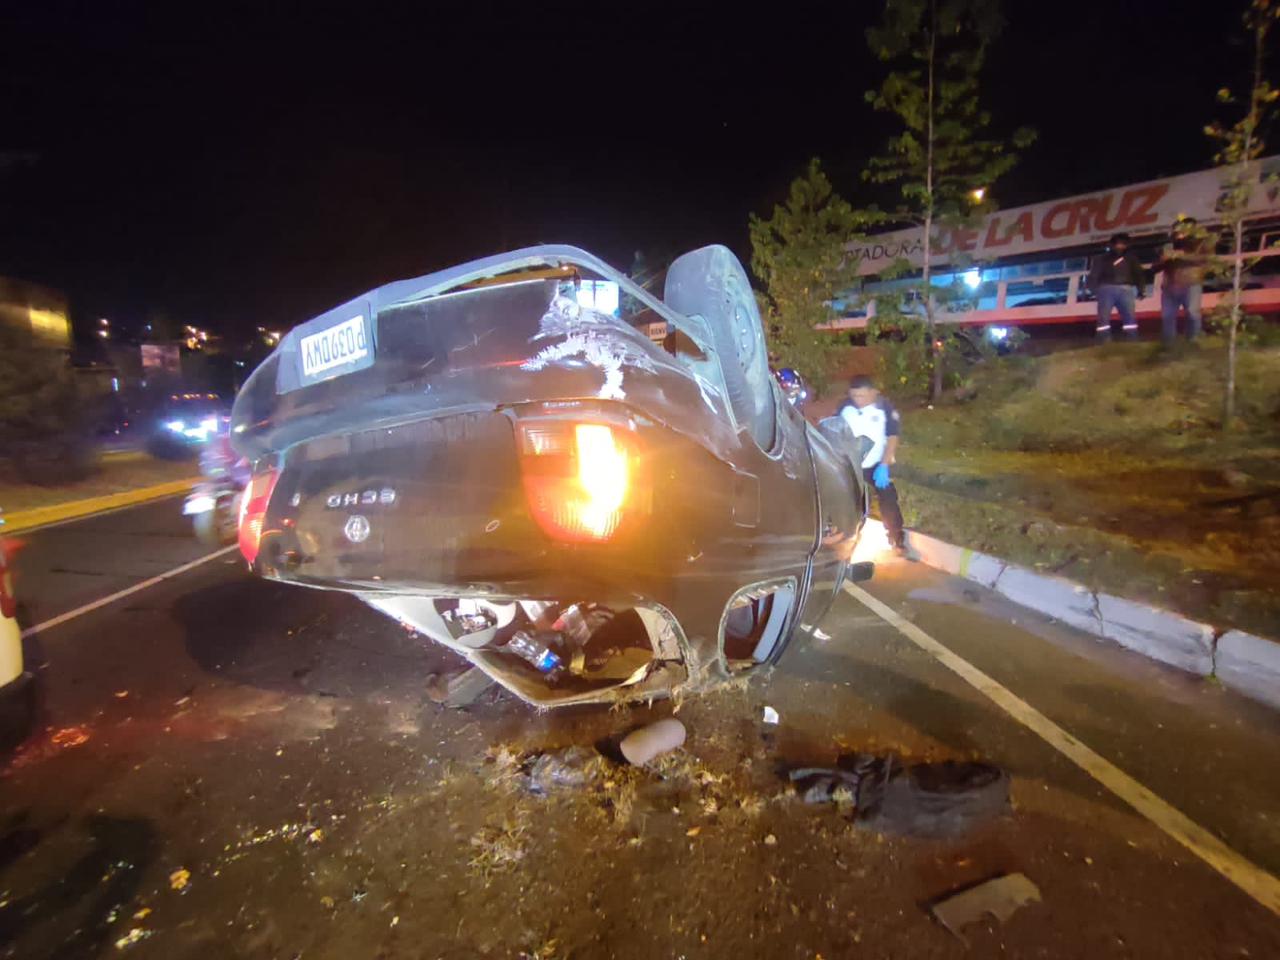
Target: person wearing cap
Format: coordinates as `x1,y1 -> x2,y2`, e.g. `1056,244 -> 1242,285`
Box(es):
1087,233 -> 1147,338
838,375 -> 909,558
1154,217 -> 1206,343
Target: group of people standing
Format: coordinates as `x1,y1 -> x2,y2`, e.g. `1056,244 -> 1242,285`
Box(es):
1088,220 -> 1206,344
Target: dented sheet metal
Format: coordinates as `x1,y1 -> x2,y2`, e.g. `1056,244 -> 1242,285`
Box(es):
233,257 -> 737,464
230,244 -> 871,710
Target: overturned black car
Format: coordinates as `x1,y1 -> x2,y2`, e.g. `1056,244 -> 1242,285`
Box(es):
230,245 -> 871,707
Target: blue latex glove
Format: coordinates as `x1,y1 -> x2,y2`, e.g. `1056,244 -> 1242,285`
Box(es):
872,463 -> 891,490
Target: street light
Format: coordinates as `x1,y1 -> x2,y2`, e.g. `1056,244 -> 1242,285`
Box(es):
970,187 -> 987,203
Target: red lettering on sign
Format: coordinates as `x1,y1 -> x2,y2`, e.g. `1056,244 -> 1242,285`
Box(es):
984,217 -> 1006,248
1096,192 -> 1132,231
1124,184 -> 1168,227
1076,198 -> 1105,234
956,227 -> 979,252
1041,202 -> 1077,239
1009,211 -> 1034,243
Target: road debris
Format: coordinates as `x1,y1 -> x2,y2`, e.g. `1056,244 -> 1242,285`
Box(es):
114,927 -> 151,950
619,717 -> 686,765
788,755 -> 1009,838
524,746 -> 596,795
929,873 -> 1042,943
51,726 -> 90,748
169,868 -> 190,891
762,706 -> 780,725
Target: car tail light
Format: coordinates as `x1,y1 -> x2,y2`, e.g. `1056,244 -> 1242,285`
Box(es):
238,467 -> 281,566
517,421 -> 643,543
0,539 -> 20,620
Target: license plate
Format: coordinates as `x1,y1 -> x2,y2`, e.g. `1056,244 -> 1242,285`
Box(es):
299,314 -> 370,381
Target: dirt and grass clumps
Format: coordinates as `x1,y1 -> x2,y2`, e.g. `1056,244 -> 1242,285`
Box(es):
886,339 -> 1280,636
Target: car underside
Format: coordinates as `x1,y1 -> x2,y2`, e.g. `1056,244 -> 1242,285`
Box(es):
231,245 -> 870,707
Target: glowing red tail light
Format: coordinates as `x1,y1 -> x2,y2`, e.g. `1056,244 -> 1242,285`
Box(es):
517,421 -> 643,543
0,539 -> 21,620
238,467 -> 281,566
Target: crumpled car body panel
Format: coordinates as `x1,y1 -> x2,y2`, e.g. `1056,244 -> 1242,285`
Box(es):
231,245 -> 868,707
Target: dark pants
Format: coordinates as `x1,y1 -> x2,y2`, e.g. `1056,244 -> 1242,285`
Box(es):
1161,283 -> 1202,342
870,462 -> 905,548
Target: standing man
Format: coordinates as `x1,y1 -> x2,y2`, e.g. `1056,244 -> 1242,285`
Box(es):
1155,217 -> 1206,344
839,375 -> 909,558
1088,233 -> 1146,338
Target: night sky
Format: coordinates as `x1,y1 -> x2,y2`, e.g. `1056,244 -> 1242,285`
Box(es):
0,0 -> 1259,340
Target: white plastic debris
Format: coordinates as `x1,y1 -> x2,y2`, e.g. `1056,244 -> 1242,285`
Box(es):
762,706 -> 780,725
619,717 -> 687,765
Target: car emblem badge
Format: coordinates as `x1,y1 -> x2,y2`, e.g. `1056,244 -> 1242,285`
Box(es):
344,515 -> 371,544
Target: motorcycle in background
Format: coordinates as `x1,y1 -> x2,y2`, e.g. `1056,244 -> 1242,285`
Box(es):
184,432 -> 248,545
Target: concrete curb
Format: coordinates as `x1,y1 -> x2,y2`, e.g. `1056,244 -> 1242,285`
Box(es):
860,520 -> 1280,711
1214,631 -> 1280,709
1,478 -> 199,534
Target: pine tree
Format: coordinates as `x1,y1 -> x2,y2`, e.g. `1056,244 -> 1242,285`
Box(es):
749,159 -> 861,390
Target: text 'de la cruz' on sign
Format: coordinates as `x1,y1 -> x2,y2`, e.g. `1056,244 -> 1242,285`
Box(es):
851,156 -> 1280,276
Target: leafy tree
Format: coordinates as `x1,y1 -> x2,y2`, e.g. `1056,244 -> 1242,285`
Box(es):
749,159 -> 862,391
863,0 -> 1033,401
1205,0 -> 1279,428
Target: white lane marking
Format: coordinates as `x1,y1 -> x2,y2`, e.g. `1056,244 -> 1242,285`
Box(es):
21,545 -> 239,639
843,581 -> 1280,918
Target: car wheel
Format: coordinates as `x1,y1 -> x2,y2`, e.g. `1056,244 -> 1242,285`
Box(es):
664,245 -> 776,450
193,505 -> 237,546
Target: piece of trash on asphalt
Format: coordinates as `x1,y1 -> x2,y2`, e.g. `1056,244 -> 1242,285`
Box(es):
788,754 -> 1010,838
390,915 -> 400,927
523,745 -> 597,795
930,873 -> 1042,943
320,896 -> 336,909
51,726 -> 91,748
132,907 -> 151,920
763,833 -> 778,846
168,868 -> 190,891
307,828 -> 325,843
619,717 -> 687,766
114,690 -> 129,699
762,706 -> 780,725
114,927 -> 151,950
813,627 -> 832,641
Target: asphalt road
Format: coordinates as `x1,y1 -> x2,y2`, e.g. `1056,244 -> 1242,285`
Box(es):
2,499 -> 1278,959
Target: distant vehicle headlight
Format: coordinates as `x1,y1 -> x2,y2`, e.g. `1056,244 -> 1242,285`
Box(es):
166,419 -> 186,432
200,417 -> 218,433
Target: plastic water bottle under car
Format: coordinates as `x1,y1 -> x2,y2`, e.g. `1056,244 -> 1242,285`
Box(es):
505,630 -> 564,678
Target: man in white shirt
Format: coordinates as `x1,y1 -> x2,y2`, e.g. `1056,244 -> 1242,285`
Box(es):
838,375 -> 907,557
